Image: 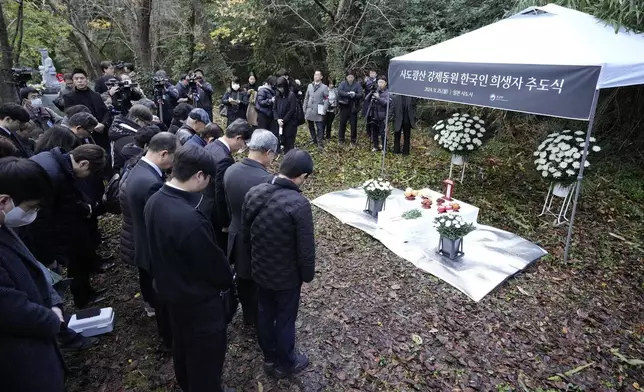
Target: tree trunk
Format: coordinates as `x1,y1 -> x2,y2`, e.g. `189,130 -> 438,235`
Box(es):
190,0 -> 232,82
69,31 -> 99,79
136,0 -> 153,76
325,0 -> 350,81
0,2 -> 17,104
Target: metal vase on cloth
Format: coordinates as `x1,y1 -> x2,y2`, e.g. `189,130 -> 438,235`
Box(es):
366,197 -> 386,218
438,236 -> 464,260
552,182 -> 573,198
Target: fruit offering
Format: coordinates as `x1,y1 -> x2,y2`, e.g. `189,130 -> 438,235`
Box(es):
419,188 -> 432,199
404,187 -> 416,200
436,198 -> 446,205
450,202 -> 461,212
420,198 -> 433,209
437,205 -> 447,213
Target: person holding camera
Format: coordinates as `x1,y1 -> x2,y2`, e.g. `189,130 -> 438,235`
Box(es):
193,69 -> 214,121
221,77 -> 249,127
152,70 -> 180,128
94,61 -> 116,94
176,73 -> 207,111
337,70 -> 363,146
365,75 -> 391,152
362,69 -> 378,138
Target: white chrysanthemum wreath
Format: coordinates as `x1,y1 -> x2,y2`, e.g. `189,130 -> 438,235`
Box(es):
533,130 -> 601,184
432,113 -> 488,154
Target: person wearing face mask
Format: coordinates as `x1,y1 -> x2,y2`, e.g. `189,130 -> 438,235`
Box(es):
0,156 -> 66,392
20,87 -> 62,136
176,108 -> 211,145
28,144 -> 107,308
221,77 -> 249,127
242,149 -> 315,379
108,104 -> 154,172
125,132 -> 178,348
204,118 -> 253,250
223,129 -> 278,327
0,104 -> 31,158
145,144 -> 236,392
273,76 -> 298,153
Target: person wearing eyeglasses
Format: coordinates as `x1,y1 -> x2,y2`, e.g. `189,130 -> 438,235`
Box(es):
223,129 -> 278,327
203,119 -> 254,250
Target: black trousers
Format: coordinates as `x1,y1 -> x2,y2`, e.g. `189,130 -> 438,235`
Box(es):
139,268 -> 173,348
369,120 -> 386,150
257,285 -> 301,369
325,110 -> 335,139
394,123 -> 412,155
257,111 -> 273,130
69,231 -> 95,307
169,298 -> 228,392
237,277 -> 257,325
307,120 -> 324,145
338,107 -> 358,144
282,132 -> 296,154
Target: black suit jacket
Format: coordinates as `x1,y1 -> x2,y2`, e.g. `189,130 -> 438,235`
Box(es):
393,95 -> 417,132
125,159 -> 164,272
223,158 -> 273,279
1,126 -> 32,158
0,225 -> 65,392
204,139 -> 234,229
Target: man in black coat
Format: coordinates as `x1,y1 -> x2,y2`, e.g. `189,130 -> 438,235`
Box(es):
0,157 -> 65,392
337,70 -> 364,146
204,118 -> 253,250
108,104 -> 153,172
94,61 -> 116,95
145,144 -> 235,392
64,68 -> 112,167
0,104 -> 32,158
223,129 -> 277,326
242,149 -> 316,378
125,132 -> 177,347
392,95 -> 417,155
29,145 -> 107,308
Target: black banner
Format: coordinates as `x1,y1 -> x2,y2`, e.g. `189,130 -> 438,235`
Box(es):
388,61 -> 601,120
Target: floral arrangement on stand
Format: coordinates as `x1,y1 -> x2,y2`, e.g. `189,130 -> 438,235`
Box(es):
362,178 -> 393,218
433,213 -> 476,260
534,129 -> 602,225
430,113 -> 492,182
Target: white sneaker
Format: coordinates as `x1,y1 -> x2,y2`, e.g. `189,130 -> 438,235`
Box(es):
144,303 -> 156,317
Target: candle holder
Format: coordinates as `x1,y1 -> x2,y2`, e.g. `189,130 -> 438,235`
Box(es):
443,179 -> 455,201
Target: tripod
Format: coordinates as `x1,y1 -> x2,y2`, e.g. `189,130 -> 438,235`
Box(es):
153,87 -> 165,124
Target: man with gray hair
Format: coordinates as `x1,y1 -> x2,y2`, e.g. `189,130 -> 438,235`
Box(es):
223,129 -> 277,326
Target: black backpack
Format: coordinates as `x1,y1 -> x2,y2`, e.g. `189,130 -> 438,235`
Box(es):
102,156 -> 139,214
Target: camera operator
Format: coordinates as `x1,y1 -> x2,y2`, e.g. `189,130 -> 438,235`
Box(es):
152,70 -> 179,128
365,75 -> 390,152
106,76 -> 144,116
95,61 -> 116,94
193,69 -> 214,121
176,73 -> 206,111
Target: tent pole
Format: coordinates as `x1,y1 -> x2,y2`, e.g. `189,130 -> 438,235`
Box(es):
563,89 -> 600,263
380,93 -> 392,176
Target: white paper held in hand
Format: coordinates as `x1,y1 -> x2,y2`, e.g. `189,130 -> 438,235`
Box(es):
279,126 -> 283,135
317,104 -> 325,115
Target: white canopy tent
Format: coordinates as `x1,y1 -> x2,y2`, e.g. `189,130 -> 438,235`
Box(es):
385,4 -> 644,262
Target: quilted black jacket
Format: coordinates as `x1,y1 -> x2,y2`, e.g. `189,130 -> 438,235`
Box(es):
242,176 -> 315,290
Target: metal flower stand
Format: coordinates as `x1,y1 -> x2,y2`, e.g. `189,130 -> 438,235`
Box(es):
448,154 -> 466,183
364,198 -> 386,218
539,182 -> 578,226
437,236 -> 464,260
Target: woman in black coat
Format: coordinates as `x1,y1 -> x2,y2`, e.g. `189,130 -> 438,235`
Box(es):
273,76 -> 298,153
221,76 -> 249,126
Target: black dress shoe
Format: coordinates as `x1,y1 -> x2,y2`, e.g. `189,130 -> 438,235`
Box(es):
274,353 -> 309,379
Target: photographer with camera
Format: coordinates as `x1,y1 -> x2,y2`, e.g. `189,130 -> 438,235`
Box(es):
193,69 -> 214,121
105,75 -> 144,116
176,73 -> 206,111
364,75 -> 391,152
95,61 -> 116,94
152,70 -> 179,128
362,69 -> 378,138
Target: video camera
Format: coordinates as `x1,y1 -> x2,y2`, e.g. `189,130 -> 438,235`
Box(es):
11,67 -> 34,88
106,78 -> 138,115
113,61 -> 133,71
152,76 -> 168,89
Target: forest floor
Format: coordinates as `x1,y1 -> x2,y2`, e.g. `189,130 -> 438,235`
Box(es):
64,119 -> 643,392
